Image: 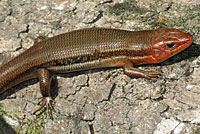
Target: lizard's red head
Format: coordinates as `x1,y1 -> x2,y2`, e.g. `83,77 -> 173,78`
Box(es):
150,28 -> 193,63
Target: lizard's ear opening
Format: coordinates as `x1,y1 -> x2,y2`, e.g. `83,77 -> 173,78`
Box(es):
150,28 -> 193,63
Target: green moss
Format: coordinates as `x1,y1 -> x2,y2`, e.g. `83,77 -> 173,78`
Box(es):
0,103 -> 48,134
109,1 -> 147,19
17,115 -> 46,134
0,103 -> 7,114
191,127 -> 200,134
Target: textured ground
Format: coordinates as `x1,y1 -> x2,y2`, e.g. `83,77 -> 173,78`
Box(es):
0,0 -> 200,134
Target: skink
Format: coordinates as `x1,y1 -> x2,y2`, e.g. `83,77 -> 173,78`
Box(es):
0,28 -> 193,116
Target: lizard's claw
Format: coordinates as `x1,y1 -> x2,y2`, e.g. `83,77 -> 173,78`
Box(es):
33,97 -> 55,119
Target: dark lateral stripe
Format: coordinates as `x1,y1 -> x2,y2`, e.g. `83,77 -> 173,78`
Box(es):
41,47 -> 150,68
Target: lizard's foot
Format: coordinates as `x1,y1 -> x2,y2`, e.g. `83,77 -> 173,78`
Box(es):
33,97 -> 55,119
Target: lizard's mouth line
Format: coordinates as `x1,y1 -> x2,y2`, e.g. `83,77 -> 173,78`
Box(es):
151,36 -> 193,64
171,39 -> 193,56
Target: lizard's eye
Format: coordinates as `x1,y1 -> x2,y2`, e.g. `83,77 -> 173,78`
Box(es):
167,44 -> 176,49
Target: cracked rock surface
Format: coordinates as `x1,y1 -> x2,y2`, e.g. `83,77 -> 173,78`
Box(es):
0,0 -> 200,134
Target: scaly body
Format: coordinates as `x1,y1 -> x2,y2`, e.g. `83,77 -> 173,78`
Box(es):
0,28 -> 193,116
